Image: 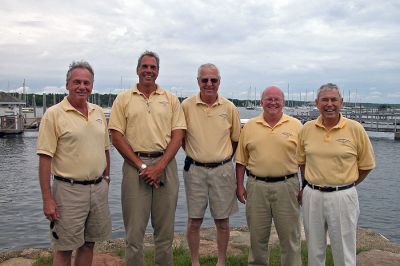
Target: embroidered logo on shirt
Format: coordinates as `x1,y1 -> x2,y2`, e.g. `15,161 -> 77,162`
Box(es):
96,119 -> 103,124
281,132 -> 293,138
159,101 -> 169,107
336,138 -> 350,144
219,113 -> 228,120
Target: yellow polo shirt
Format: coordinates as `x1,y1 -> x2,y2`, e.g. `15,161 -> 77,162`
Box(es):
235,113 -> 302,176
297,115 -> 376,185
108,84 -> 186,152
36,97 -> 109,180
182,93 -> 241,162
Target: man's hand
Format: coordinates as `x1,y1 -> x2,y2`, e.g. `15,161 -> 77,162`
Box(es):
236,183 -> 247,204
43,197 -> 60,221
297,189 -> 303,206
139,162 -> 165,188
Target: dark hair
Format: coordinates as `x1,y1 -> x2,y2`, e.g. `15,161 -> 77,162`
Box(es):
136,51 -> 160,72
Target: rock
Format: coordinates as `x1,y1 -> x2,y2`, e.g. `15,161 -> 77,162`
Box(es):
0,258 -> 34,266
357,249 -> 400,266
92,254 -> 124,266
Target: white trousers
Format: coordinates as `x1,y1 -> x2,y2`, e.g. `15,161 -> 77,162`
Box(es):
303,186 -> 359,266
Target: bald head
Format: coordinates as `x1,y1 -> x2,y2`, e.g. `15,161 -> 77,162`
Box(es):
261,86 -> 285,101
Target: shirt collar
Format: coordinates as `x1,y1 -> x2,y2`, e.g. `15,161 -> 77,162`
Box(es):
315,113 -> 346,129
195,93 -> 222,107
61,96 -> 95,113
255,113 -> 289,128
132,84 -> 164,96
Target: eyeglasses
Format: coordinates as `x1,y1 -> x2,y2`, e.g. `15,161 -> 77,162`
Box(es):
200,78 -> 219,84
50,221 -> 59,240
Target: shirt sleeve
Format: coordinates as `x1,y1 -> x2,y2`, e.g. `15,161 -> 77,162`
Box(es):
108,93 -> 127,134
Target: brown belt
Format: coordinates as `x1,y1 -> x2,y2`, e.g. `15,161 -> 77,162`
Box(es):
135,151 -> 164,158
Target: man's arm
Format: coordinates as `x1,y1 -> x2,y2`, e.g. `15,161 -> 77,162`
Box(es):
110,130 -> 143,169
38,154 -> 60,221
103,150 -> 110,183
231,141 -> 238,157
297,164 -> 306,205
235,163 -> 247,204
142,129 -> 185,186
355,169 -> 372,186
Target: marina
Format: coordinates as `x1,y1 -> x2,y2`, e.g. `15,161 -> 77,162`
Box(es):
0,108 -> 399,251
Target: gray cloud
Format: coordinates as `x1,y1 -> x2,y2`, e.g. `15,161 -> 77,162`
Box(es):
0,0 -> 399,103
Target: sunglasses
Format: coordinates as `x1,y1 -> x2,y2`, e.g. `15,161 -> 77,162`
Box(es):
200,78 -> 219,84
50,221 -> 59,240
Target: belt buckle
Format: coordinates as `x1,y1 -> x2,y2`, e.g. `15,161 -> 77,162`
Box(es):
70,179 -> 74,185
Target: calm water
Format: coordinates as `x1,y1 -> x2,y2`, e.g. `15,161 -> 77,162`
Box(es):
0,108 -> 399,251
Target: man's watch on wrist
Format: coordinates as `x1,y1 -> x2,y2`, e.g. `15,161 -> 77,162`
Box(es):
139,163 -> 147,173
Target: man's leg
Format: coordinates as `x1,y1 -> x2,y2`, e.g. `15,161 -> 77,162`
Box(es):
325,187 -> 359,266
122,162 -> 152,266
272,178 -> 301,266
74,242 -> 94,266
303,186 -> 328,266
152,158 -> 179,266
214,218 -> 230,266
53,250 -> 72,266
246,179 -> 272,266
187,218 -> 204,266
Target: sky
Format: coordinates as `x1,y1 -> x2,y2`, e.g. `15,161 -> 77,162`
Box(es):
1,0 -> 399,104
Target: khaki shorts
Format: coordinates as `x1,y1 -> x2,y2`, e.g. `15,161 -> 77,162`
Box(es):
184,161 -> 238,219
51,179 -> 112,251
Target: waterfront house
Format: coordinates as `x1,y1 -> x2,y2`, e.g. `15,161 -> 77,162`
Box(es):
0,92 -> 25,136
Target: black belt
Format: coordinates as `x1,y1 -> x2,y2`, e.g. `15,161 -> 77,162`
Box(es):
192,157 -> 232,168
249,172 -> 296,182
54,175 -> 103,185
135,151 -> 164,158
307,182 -> 355,192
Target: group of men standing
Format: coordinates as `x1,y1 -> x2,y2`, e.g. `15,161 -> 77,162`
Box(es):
37,51 -> 375,266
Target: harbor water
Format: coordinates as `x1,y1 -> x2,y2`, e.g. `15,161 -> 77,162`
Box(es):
0,107 -> 399,251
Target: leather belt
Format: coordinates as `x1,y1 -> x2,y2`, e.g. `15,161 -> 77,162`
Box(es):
135,151 -> 164,158
192,157 -> 232,168
307,182 -> 355,192
249,172 -> 296,182
54,175 -> 103,185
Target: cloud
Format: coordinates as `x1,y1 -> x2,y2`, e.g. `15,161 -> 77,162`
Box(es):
0,0 -> 399,103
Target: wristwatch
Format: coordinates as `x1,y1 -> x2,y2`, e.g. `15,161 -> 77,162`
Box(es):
139,163 -> 147,173
103,175 -> 110,182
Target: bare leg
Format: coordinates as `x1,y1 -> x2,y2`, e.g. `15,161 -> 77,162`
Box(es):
215,218 -> 229,266
187,218 -> 203,266
74,242 -> 95,266
53,250 -> 72,266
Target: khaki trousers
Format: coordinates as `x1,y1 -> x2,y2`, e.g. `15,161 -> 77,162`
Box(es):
246,176 -> 301,266
121,158 -> 179,266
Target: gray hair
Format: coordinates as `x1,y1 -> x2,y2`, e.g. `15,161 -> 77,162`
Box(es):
317,83 -> 342,99
197,63 -> 220,78
136,50 -> 160,72
66,61 -> 94,83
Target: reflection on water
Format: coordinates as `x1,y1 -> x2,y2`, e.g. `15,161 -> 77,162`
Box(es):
0,108 -> 399,250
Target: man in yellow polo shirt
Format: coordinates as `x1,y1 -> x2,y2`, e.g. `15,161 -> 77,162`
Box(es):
236,86 -> 302,266
297,83 -> 375,266
37,61 -> 111,266
109,51 -> 186,266
182,63 -> 241,266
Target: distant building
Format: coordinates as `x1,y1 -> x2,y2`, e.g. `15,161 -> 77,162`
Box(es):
0,92 -> 25,136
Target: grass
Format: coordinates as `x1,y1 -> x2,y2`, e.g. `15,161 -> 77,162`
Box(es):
32,242 -> 369,266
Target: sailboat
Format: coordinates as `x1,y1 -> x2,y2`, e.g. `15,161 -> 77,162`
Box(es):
245,87 -> 256,110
